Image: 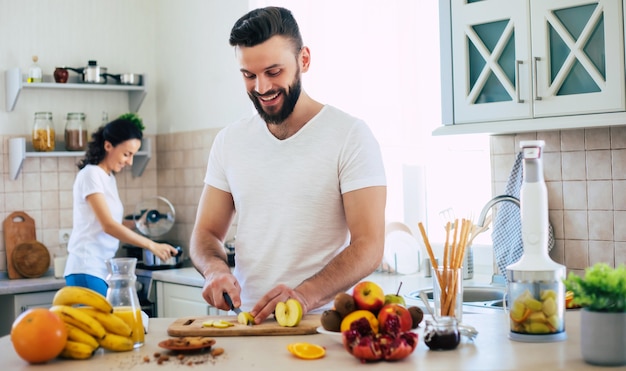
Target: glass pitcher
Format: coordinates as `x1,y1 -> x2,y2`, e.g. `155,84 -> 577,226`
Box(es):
105,257 -> 144,348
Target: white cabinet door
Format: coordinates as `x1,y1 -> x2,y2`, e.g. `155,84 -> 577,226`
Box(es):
448,0 -> 625,126
451,0 -> 532,123
155,282 -> 228,318
13,291 -> 56,314
530,0 -> 625,117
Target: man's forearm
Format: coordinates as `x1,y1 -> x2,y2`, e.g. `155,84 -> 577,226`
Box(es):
295,239 -> 383,312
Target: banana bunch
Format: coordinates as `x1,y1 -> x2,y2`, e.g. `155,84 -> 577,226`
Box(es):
51,286 -> 135,359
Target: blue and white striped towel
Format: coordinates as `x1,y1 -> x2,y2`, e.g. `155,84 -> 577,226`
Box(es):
491,152 -> 555,280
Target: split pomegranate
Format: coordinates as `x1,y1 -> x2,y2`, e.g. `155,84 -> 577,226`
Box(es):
342,315 -> 418,363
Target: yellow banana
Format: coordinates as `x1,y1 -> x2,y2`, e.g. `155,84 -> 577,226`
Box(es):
77,307 -> 132,337
50,305 -> 106,340
98,332 -> 134,352
65,323 -> 100,350
53,286 -> 113,313
59,340 -> 96,360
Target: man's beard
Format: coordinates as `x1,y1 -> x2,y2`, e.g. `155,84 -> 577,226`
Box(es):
249,74 -> 302,125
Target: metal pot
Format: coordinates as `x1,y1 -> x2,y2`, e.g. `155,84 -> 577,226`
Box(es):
104,73 -> 142,85
66,60 -> 107,84
143,244 -> 183,267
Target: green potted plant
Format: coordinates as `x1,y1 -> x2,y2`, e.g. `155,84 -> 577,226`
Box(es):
563,263 -> 626,366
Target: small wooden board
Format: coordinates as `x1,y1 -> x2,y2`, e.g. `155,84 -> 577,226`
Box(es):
12,240 -> 50,278
3,211 -> 37,279
167,314 -> 321,337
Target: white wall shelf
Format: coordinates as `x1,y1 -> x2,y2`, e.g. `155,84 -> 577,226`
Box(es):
8,137 -> 152,180
4,68 -> 147,113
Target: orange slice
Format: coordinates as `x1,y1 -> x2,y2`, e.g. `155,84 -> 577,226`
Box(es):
287,342 -> 326,360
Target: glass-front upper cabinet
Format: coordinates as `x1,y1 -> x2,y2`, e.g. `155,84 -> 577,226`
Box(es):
449,0 -> 624,125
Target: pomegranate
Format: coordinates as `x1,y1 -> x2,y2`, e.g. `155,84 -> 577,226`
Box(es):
342,315 -> 418,363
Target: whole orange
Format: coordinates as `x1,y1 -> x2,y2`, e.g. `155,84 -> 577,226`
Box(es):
11,308 -> 68,364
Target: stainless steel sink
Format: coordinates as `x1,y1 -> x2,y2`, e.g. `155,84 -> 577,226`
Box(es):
406,286 -> 506,311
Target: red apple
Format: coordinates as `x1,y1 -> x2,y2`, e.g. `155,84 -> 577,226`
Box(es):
352,281 -> 385,313
377,303 -> 413,333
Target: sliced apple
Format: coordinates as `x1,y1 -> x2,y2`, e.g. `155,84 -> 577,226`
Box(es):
237,312 -> 255,326
275,298 -> 303,327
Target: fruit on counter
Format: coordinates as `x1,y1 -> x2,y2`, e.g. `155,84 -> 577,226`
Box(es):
384,293 -> 406,306
320,309 -> 343,332
77,307 -> 132,337
237,312 -> 255,326
47,287 -> 137,359
377,303 -> 413,333
11,308 -> 68,364
334,292 -> 357,317
384,282 -> 406,306
352,281 -> 385,313
343,316 -> 418,362
340,309 -> 379,333
275,298 -> 303,327
203,319 -> 235,328
52,286 -> 113,313
50,305 -> 107,340
59,340 -> 96,360
408,306 -> 424,329
98,332 -> 135,352
322,280 -> 423,332
65,323 -> 100,350
509,289 -> 564,334
287,342 -> 326,360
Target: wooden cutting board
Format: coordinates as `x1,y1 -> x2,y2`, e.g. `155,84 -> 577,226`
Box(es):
3,211 -> 37,279
167,314 -> 321,337
12,240 -> 50,278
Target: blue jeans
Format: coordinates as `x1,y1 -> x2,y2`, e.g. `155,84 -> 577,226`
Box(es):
65,274 -> 108,297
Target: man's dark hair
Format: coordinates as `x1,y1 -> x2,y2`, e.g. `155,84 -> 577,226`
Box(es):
229,6 -> 303,55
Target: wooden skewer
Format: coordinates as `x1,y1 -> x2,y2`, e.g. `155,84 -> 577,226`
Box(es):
418,222 -> 444,290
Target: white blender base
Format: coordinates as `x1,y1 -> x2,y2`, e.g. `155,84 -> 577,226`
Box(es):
509,331 -> 567,342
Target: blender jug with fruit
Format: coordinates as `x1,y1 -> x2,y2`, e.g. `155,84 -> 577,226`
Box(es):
505,140 -> 567,342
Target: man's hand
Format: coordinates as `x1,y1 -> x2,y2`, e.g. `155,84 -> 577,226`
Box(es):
249,284 -> 308,324
201,271 -> 241,311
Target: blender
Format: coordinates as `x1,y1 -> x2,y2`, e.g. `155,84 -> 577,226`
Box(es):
506,140 -> 567,342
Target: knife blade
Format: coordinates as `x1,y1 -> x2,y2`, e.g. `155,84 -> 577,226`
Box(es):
222,292 -> 242,315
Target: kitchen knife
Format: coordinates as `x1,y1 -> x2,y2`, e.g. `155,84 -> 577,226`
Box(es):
223,292 -> 242,315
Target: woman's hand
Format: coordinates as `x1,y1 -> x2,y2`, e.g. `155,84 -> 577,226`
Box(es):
149,242 -> 179,262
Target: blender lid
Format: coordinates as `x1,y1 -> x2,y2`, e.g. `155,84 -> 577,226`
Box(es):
133,196 -> 175,237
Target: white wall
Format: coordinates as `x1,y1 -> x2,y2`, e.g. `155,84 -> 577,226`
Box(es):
0,0 -> 252,136
154,0 -> 251,133
0,0 -> 158,135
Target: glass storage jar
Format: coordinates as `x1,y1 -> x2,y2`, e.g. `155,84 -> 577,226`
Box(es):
32,112 -> 55,152
64,112 -> 88,151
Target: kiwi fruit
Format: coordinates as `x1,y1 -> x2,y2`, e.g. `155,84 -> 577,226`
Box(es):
321,309 -> 342,332
333,292 -> 357,318
408,306 -> 424,328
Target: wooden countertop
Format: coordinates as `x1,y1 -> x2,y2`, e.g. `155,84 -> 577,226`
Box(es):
0,311 -> 604,370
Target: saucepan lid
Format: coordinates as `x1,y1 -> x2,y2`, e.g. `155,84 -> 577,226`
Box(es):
133,196 -> 175,238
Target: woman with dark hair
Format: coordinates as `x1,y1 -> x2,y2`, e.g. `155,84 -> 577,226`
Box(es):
64,118 -> 178,296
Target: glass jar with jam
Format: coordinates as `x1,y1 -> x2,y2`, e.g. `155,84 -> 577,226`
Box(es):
32,112 -> 55,152
424,316 -> 461,350
64,112 -> 88,151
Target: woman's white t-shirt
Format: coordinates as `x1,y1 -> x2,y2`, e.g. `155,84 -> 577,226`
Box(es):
64,164 -> 124,281
205,105 -> 387,309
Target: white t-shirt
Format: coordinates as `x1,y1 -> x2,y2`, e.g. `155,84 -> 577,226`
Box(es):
205,105 -> 386,309
64,164 -> 124,281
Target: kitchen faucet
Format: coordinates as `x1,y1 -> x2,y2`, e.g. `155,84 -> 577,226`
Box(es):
477,195 -> 520,228
477,195 -> 521,285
